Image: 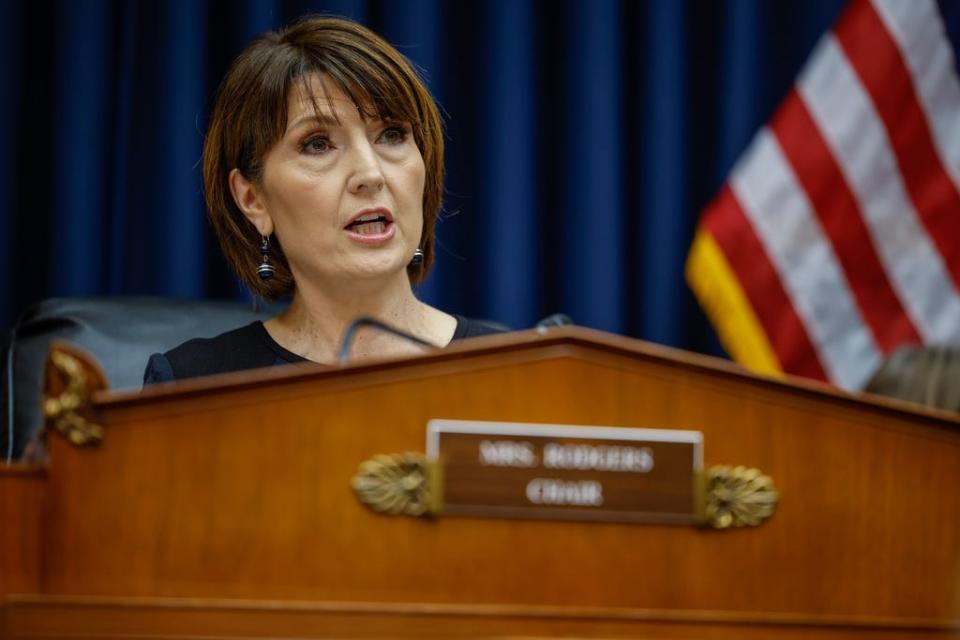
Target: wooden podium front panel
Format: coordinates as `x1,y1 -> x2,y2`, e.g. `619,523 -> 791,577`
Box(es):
0,465 -> 45,597
31,334 -> 960,628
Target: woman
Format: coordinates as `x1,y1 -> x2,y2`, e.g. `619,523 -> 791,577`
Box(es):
144,16 -> 504,383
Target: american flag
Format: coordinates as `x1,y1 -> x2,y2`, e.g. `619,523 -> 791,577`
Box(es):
686,0 -> 960,390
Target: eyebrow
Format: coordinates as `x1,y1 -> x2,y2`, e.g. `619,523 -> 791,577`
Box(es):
285,113 -> 342,134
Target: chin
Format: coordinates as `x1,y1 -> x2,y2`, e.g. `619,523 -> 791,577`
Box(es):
347,255 -> 411,281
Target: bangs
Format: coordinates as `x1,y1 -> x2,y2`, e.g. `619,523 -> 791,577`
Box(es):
286,41 -> 423,134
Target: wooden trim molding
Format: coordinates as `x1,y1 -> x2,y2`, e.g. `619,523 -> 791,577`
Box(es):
4,595 -> 960,639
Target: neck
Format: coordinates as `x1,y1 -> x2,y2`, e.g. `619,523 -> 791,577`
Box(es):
265,270 -> 452,364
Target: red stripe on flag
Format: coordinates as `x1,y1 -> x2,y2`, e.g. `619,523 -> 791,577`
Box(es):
703,186 -> 829,381
770,89 -> 923,353
835,0 -> 960,288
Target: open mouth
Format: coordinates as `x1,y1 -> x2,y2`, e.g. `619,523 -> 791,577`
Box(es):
344,209 -> 393,237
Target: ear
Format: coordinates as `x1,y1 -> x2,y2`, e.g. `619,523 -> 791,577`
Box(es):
229,168 -> 274,237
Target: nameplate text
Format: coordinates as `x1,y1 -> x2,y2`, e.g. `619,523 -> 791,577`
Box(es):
426,419 -> 702,524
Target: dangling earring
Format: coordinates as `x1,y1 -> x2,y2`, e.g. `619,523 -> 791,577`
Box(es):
257,235 -> 275,280
410,248 -> 425,266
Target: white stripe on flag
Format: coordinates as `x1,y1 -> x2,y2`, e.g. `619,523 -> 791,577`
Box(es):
730,129 -> 880,389
873,0 -> 960,194
797,35 -> 960,344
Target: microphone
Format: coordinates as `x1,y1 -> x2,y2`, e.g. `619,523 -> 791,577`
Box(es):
534,313 -> 574,330
337,316 -> 435,364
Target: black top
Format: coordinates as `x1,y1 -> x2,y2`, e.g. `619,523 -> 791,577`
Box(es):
143,316 -> 507,384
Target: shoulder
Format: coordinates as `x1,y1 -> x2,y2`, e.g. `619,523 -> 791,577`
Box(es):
452,316 -> 511,340
143,322 -> 289,384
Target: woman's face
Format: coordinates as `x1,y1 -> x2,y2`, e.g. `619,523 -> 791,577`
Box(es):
240,75 -> 426,290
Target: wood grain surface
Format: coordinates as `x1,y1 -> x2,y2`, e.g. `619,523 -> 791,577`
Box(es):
0,465 -> 45,597
3,327 -> 960,638
4,595 -> 960,639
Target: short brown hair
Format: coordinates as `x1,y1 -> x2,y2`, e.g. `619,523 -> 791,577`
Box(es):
203,16 -> 444,299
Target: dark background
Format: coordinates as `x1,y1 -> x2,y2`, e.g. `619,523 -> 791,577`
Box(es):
0,0 -> 852,357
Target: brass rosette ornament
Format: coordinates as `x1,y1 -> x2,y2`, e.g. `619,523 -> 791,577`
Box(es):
351,452 -> 441,517
698,465 -> 779,529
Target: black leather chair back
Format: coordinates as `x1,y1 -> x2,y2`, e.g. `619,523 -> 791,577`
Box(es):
2,297 -> 277,461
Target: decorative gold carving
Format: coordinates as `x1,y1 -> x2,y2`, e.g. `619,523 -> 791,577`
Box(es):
43,349 -> 104,446
698,465 -> 778,529
351,453 -> 441,517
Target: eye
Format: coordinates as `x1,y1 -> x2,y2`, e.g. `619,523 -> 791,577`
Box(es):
378,125 -> 409,145
301,134 -> 333,155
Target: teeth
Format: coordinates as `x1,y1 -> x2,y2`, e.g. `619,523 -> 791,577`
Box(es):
351,212 -> 387,226
352,221 -> 386,235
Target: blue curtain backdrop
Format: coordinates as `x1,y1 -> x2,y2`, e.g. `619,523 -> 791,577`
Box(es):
0,0 -> 850,357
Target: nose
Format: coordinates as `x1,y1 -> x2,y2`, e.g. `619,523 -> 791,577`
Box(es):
346,142 -> 385,195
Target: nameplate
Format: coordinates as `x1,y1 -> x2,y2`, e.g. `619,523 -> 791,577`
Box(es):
426,420 -> 702,524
